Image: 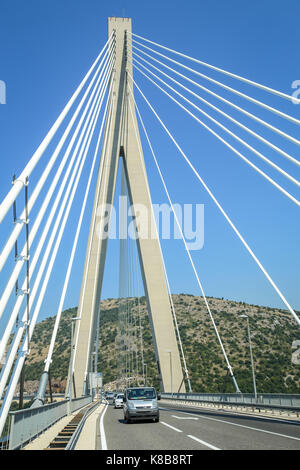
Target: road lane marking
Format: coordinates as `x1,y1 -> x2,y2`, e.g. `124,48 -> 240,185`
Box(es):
162,407 -> 300,442
161,416 -> 220,449
161,421 -> 183,432
161,404 -> 300,426
187,434 -> 220,450
172,415 -> 199,420
100,403 -> 108,450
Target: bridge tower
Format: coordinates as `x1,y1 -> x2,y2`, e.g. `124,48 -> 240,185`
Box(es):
70,17 -> 185,396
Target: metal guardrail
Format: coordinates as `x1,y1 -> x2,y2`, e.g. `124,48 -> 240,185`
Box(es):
8,395 -> 92,450
10,393 -> 65,400
160,392 -> 300,414
0,393 -> 66,405
0,435 -> 9,450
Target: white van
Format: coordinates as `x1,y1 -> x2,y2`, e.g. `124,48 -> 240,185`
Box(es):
123,387 -> 160,423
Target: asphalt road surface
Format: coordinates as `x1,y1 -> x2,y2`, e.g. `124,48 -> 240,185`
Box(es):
98,400 -> 300,450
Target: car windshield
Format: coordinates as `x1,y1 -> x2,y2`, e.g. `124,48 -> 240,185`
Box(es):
127,388 -> 156,400
117,394 -> 124,399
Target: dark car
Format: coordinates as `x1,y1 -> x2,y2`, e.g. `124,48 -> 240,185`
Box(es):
105,392 -> 115,402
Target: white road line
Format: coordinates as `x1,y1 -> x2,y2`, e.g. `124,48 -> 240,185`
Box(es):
161,421 -> 183,433
162,407 -> 300,442
161,405 -> 300,426
161,417 -> 220,449
172,415 -> 198,420
187,434 -> 220,450
100,403 -> 108,450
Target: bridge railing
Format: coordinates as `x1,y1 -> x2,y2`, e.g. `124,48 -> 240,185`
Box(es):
160,392 -> 300,413
8,395 -> 92,450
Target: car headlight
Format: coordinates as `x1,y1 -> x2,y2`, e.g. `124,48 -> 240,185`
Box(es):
151,400 -> 158,409
127,401 -> 135,409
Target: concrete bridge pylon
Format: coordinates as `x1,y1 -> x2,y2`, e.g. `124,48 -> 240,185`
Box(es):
71,17 -> 185,396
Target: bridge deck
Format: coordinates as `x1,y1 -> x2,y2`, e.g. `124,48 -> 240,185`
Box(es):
20,399 -> 300,450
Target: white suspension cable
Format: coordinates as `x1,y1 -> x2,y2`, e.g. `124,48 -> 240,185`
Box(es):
0,35 -> 114,224
128,225 -> 138,384
129,89 -> 238,393
0,56 -> 114,329
127,72 -> 300,329
132,63 -> 300,208
132,48 -> 300,156
133,234 -> 145,384
83,115 -> 116,388
0,86 -> 107,402
132,48 -> 300,168
127,94 -> 193,393
133,56 -> 300,187
0,64 -> 112,401
66,95 -> 114,396
70,93 -> 114,382
43,84 -> 111,376
0,66 -> 111,432
33,85 -> 112,406
76,84 -> 116,391
0,64 -> 113,368
129,32 -> 300,105
131,39 -> 300,131
0,45 -> 114,273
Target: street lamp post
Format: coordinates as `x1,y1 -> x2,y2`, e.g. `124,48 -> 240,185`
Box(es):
91,352 -> 96,401
167,350 -> 173,395
240,315 -> 257,399
68,317 -> 81,415
143,363 -> 147,386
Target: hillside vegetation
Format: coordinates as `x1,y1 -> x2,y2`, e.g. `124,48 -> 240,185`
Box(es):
9,294 -> 300,395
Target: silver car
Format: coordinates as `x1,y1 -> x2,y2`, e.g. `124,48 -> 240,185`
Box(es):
123,387 -> 160,423
114,393 -> 125,408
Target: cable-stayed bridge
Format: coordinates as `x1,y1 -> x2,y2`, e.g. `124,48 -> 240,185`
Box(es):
0,17 -> 299,451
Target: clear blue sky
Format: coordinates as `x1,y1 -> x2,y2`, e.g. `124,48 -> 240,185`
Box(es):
0,0 -> 299,330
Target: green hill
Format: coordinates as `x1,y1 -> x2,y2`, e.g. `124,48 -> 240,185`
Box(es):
11,294 -> 300,394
